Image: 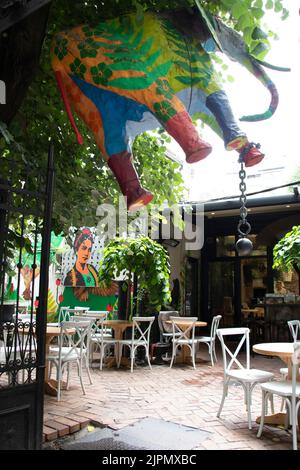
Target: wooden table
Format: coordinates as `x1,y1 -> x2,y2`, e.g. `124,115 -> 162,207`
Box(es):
45,325 -> 75,396
253,342 -> 300,428
102,320 -> 133,368
242,308 -> 262,319
166,319 -> 207,364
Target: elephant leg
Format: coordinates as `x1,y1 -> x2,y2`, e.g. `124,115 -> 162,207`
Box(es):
150,93 -> 212,163
108,151 -> 153,211
133,80 -> 211,164
206,90 -> 264,167
164,110 -> 212,163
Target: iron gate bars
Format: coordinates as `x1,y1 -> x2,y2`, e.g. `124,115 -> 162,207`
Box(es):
0,144 -> 54,449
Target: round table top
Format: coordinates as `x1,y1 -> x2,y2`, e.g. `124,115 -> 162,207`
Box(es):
46,326 -> 74,336
253,342 -> 294,358
103,320 -> 133,327
166,320 -> 207,328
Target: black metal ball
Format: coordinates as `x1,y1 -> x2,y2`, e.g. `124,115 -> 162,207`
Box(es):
236,237 -> 253,256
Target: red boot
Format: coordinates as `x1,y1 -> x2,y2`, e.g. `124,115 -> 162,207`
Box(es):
108,151 -> 153,211
238,142 -> 265,167
165,112 -> 212,163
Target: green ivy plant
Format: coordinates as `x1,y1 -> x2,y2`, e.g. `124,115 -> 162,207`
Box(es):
99,236 -> 171,319
273,226 -> 300,272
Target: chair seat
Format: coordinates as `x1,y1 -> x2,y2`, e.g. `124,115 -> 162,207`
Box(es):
90,336 -> 117,344
48,346 -> 84,361
0,347 -> 22,362
119,339 -> 147,346
226,368 -> 274,383
195,336 -> 212,343
163,332 -> 181,338
280,367 -> 300,376
260,380 -> 300,397
91,333 -> 114,340
174,339 -> 198,345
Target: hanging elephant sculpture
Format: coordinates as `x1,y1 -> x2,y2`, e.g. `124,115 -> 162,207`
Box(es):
51,6 -> 289,211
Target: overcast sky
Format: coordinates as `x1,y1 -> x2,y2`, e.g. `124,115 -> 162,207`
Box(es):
169,0 -> 300,202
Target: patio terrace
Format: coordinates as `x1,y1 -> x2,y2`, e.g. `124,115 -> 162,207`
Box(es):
43,349 -> 293,450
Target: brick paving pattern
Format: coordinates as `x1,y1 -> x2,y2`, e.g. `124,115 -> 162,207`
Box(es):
43,349 -> 295,449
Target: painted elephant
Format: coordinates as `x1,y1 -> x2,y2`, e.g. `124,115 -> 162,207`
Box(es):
51,7 -> 289,210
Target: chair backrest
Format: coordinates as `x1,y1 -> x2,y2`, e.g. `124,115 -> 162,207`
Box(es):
288,320 -> 300,342
210,315 -> 222,340
59,320 -> 92,361
58,306 -> 71,323
170,316 -> 198,343
79,310 -> 108,318
75,306 -> 90,311
73,314 -> 106,333
131,316 -> 155,345
217,327 -> 250,373
158,311 -> 179,334
292,341 -> 300,396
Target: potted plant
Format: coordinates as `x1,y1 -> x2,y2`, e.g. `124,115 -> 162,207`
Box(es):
273,226 -> 300,272
99,236 -> 171,321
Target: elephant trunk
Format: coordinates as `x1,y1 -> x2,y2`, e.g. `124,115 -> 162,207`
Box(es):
239,57 -> 279,122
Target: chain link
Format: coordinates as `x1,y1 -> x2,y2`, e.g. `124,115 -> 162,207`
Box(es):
238,162 -> 251,236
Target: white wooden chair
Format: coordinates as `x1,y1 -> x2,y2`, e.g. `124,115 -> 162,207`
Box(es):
217,327 -> 274,429
288,320 -> 300,341
279,320 -> 300,411
117,316 -> 155,373
57,306 -> 71,323
88,313 -> 118,370
158,311 -> 180,343
169,317 -> 198,370
47,320 -> 93,401
196,315 -> 222,366
257,341 -> 300,450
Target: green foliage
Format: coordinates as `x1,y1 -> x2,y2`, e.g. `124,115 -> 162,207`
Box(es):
99,236 -> 171,316
273,226 -> 300,272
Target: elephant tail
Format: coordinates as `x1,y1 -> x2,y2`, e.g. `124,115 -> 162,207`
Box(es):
239,59 -> 280,122
54,70 -> 84,145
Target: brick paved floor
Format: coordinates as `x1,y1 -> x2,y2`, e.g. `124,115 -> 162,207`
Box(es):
44,348 -> 295,450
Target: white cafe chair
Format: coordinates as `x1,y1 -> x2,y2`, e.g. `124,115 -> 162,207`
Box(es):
169,317 -> 198,370
279,320 -> 300,411
196,315 -> 222,366
47,320 -> 93,401
217,327 -> 274,429
88,313 -> 118,370
117,316 -> 155,373
257,341 -> 300,450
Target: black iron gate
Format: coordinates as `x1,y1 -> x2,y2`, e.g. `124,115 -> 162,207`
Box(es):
0,144 -> 54,449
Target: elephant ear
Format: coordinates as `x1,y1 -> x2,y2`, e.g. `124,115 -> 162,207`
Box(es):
194,0 -> 223,52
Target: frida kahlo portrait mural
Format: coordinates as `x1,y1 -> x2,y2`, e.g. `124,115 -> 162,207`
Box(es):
63,227 -> 100,287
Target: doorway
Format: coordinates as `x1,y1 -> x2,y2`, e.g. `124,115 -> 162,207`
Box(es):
208,261 -> 235,326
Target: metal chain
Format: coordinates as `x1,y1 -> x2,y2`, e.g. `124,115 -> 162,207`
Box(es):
237,162 -> 251,236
